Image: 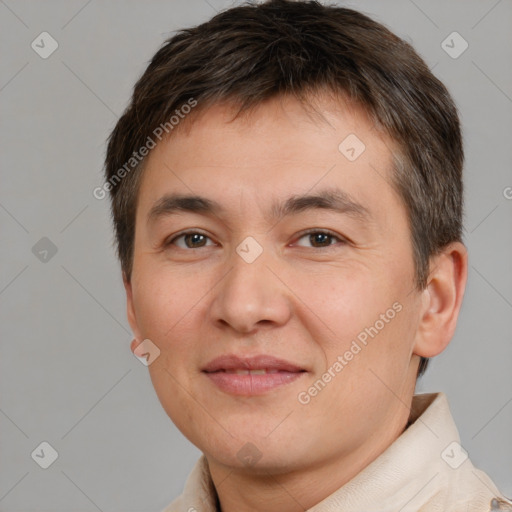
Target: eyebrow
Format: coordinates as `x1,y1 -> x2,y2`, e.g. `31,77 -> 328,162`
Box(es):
147,187 -> 371,225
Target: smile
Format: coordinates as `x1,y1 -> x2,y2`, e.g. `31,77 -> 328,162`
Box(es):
202,354 -> 307,395
204,370 -> 305,395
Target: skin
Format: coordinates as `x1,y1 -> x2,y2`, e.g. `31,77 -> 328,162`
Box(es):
124,94 -> 468,511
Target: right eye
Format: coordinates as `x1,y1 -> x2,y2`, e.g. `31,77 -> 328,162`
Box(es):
166,231 -> 216,249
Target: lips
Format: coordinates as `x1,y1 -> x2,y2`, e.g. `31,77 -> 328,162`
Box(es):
202,354 -> 306,395
202,354 -> 305,373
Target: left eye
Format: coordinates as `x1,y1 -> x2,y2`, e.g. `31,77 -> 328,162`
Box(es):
294,230 -> 345,248
166,230 -> 345,250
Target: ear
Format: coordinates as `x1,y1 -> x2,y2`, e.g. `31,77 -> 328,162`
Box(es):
123,271 -> 143,355
413,241 -> 468,359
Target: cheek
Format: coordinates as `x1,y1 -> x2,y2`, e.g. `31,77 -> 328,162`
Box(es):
294,264 -> 417,392
130,271 -> 210,388
132,270 -> 208,432
133,265 -> 202,336
294,267 -> 395,350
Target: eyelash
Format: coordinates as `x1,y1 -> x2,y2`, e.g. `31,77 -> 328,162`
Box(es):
165,229 -> 347,250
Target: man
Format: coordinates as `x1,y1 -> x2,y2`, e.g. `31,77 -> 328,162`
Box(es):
103,1 -> 510,510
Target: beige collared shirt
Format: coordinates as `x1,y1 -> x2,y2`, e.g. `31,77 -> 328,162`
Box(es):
164,392 -> 510,512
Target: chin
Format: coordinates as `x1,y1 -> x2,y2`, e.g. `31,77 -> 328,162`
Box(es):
200,428 -> 310,473
205,445 -> 305,475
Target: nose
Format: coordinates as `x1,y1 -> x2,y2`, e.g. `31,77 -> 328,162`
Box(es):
209,244 -> 293,335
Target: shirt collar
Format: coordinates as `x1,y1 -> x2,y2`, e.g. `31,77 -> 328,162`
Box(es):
171,392 -> 504,512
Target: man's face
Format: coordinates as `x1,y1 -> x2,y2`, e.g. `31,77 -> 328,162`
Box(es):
126,95 -> 425,474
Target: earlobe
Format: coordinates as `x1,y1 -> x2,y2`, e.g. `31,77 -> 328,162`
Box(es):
123,271 -> 142,351
413,242 -> 468,359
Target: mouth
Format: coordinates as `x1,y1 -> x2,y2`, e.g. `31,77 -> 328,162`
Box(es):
202,354 -> 307,396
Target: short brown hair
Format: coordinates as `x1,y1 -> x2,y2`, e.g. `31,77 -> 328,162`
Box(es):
104,0 -> 464,378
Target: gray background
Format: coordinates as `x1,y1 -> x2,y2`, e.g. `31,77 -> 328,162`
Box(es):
1,0 -> 511,510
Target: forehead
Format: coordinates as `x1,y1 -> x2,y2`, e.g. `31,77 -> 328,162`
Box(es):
136,94 -> 403,226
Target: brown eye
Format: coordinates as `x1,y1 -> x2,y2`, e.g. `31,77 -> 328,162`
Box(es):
185,233 -> 207,248
168,231 -> 214,249
309,232 -> 332,247
295,230 -> 345,248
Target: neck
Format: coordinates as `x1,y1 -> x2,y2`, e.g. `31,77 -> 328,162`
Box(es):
207,406 -> 412,512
